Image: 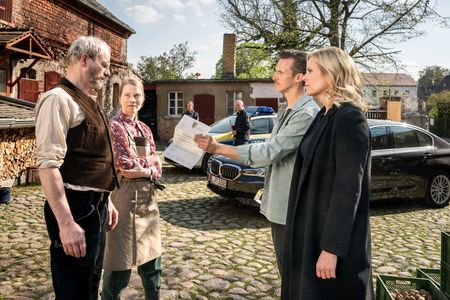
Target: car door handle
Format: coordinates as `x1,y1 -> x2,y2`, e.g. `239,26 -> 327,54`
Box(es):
423,152 -> 432,159
379,156 -> 392,166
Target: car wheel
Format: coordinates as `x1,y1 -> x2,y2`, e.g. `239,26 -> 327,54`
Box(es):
425,171 -> 450,208
201,153 -> 212,174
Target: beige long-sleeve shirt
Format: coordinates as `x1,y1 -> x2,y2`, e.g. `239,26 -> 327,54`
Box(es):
35,87 -> 85,168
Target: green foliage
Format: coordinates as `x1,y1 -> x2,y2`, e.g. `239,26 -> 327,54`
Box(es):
418,66 -> 450,100
214,42 -> 276,79
428,91 -> 450,137
137,42 -> 197,81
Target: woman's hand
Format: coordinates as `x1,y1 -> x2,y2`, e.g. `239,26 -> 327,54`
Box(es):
316,250 -> 337,279
194,134 -> 218,153
120,161 -> 149,178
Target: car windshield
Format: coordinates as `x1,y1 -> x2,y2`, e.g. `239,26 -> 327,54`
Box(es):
209,116 -> 236,134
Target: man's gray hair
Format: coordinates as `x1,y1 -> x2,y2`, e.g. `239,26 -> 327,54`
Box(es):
67,36 -> 110,65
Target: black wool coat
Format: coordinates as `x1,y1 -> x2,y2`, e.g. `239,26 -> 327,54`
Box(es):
281,103 -> 375,300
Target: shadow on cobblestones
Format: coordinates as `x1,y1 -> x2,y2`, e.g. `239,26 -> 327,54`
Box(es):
158,197 -> 268,231
369,199 -> 434,216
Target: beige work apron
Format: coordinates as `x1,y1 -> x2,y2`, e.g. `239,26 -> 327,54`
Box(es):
103,122 -> 162,271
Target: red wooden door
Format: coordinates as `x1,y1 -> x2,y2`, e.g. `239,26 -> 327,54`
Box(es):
256,98 -> 279,112
194,94 -> 215,125
45,71 -> 61,91
19,79 -> 39,102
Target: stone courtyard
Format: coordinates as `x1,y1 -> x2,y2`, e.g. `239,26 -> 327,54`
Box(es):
1,151 -> 449,299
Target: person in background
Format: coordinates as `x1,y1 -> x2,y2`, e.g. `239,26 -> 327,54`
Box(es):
102,77 -> 163,300
281,47 -> 374,299
232,100 -> 251,146
195,50 -> 319,275
182,100 -> 199,120
35,36 -> 119,299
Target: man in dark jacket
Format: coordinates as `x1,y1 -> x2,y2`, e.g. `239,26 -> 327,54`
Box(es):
232,100 -> 251,146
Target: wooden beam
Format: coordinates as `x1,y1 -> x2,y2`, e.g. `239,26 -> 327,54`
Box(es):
9,58 -> 40,88
5,46 -> 51,59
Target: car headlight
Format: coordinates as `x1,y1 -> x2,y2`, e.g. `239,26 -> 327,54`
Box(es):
240,168 -> 265,177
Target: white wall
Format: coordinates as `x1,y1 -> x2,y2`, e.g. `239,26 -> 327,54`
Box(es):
250,82 -> 282,99
363,85 -> 418,108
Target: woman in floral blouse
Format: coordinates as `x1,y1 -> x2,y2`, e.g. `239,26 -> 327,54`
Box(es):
102,77 -> 162,300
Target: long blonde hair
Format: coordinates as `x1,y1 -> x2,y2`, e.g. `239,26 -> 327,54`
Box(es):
308,47 -> 367,111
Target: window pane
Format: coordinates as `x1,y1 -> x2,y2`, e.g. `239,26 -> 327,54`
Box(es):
417,131 -> 432,147
370,126 -> 389,150
177,100 -> 183,108
170,100 -> 175,107
391,126 -> 419,148
178,92 -> 183,99
169,108 -> 175,115
177,108 -> 183,115
169,92 -> 175,99
250,119 -> 269,135
0,70 -> 6,93
210,116 -> 236,134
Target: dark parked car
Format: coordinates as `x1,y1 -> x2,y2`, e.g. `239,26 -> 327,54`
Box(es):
207,119 -> 450,208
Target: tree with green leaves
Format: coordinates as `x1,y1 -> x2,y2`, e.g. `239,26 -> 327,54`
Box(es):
428,91 -> 450,137
418,66 -> 450,100
214,42 -> 276,79
136,42 -> 197,81
218,0 -> 448,68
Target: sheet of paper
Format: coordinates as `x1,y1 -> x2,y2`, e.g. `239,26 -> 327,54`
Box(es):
163,115 -> 211,169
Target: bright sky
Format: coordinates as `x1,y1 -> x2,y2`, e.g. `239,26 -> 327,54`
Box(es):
98,0 -> 450,80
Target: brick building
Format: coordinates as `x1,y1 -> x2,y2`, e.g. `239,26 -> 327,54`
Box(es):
0,0 -> 136,112
0,0 -> 137,187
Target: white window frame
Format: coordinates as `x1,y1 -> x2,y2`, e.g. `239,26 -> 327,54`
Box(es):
168,91 -> 184,116
226,90 -> 243,115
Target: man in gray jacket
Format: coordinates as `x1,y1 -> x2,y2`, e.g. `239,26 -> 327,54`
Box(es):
195,50 -> 319,273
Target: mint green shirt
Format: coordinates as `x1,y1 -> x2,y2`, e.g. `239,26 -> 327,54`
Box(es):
236,95 -> 319,224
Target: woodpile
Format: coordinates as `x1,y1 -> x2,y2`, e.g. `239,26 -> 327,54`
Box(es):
0,128 -> 37,184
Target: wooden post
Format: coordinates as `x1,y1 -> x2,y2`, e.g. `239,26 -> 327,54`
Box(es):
387,100 -> 401,122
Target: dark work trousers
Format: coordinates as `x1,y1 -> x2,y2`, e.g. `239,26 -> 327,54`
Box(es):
271,222 -> 285,275
102,256 -> 162,300
44,189 -> 109,300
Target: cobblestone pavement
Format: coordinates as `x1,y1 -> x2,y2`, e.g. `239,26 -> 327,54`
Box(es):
1,151 -> 450,299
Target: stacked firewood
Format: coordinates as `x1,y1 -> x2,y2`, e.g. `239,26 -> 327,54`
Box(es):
0,128 -> 36,182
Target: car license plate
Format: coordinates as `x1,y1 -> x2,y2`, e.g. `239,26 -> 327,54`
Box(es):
210,175 -> 227,189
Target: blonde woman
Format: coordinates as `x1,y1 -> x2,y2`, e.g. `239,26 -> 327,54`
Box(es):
102,78 -> 162,300
281,47 -> 374,299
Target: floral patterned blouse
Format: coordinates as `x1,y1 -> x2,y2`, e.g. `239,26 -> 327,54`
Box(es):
110,111 -> 162,179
